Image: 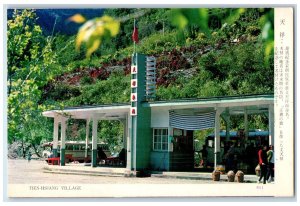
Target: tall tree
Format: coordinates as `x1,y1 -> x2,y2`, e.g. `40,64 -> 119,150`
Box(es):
7,9 -> 57,156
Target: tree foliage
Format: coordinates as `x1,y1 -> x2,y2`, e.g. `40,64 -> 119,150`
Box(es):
71,15 -> 120,58
7,9 -> 58,156
72,8 -> 274,65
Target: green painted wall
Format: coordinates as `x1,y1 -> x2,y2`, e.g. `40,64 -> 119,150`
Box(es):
136,106 -> 152,169
131,53 -> 152,170
150,151 -> 170,171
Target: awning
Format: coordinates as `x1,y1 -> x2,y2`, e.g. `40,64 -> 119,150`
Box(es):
170,110 -> 215,131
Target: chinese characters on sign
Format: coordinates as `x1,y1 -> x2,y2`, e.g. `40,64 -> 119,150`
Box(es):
131,93 -> 137,102
131,63 -> 138,116
274,12 -> 293,163
131,79 -> 137,88
131,66 -> 138,74
130,107 -> 137,116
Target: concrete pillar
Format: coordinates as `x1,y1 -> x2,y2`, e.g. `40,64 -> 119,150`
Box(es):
122,118 -> 127,149
85,119 -> 90,158
131,116 -> 137,171
60,118 -> 67,166
269,104 -> 274,146
91,117 -> 98,167
214,109 -> 221,169
126,114 -> 131,170
120,118 -> 128,168
52,116 -> 59,157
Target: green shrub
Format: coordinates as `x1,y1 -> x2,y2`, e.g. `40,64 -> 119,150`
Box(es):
46,84 -> 81,101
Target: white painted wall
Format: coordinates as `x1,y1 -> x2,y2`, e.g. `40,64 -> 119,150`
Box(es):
151,108 -> 169,128
126,113 -> 131,170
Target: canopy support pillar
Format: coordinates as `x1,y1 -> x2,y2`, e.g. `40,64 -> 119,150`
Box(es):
60,118 -> 67,166
121,118 -> 128,150
126,114 -> 132,170
85,119 -> 90,158
214,108 -> 224,170
91,117 -> 98,167
269,105 -> 274,146
52,116 -> 59,158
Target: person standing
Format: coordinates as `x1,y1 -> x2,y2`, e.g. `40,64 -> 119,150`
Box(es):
27,151 -> 32,163
266,145 -> 274,182
258,145 -> 268,184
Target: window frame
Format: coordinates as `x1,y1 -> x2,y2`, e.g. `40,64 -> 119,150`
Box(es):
153,128 -> 169,152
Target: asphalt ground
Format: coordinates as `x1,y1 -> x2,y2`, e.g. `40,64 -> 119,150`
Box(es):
7,159 -> 258,184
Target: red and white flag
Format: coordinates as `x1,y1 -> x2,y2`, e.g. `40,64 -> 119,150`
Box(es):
132,19 -> 139,43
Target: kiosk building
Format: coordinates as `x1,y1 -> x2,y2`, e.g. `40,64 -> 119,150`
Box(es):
43,53 -> 274,172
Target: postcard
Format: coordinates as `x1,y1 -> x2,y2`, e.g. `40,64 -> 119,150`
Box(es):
2,4 -> 295,199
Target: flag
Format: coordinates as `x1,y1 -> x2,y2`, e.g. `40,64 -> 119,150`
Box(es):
132,19 -> 139,43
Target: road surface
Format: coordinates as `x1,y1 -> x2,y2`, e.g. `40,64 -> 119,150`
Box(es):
8,159 -> 232,184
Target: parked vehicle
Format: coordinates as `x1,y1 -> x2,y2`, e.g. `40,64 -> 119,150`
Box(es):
204,129 -> 269,167
42,141 -> 110,163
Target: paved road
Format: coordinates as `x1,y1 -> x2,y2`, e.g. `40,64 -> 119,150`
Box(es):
8,159 -> 234,184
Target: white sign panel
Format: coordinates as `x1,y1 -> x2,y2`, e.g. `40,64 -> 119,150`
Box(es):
131,93 -> 137,102
131,65 -> 138,74
130,107 -> 137,116
131,79 -> 137,88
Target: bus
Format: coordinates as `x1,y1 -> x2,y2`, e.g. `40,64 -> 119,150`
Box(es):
204,129 -> 269,169
42,141 -> 110,163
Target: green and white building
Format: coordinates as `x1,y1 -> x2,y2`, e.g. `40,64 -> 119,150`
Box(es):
43,53 -> 274,172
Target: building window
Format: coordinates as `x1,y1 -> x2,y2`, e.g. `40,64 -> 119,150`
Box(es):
153,128 -> 168,151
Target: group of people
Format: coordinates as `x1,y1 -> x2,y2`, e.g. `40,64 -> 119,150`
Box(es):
257,145 -> 274,184
198,142 -> 275,184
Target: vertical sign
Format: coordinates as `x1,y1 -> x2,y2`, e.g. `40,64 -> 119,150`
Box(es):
274,8 -> 293,196
131,56 -> 138,117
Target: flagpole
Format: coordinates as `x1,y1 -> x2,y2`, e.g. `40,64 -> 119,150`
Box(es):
133,18 -> 136,54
